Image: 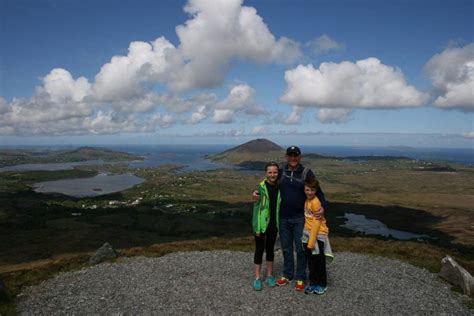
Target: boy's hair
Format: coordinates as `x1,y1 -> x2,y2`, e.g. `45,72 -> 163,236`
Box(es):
304,177 -> 320,191
265,162 -> 279,172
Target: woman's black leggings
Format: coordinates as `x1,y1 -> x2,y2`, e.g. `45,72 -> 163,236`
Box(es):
254,226 -> 278,265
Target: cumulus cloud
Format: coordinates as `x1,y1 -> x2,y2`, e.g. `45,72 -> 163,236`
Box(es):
212,109 -> 234,123
317,108 -> 352,123
39,68 -> 92,103
91,0 -> 301,95
171,0 -> 301,91
281,58 -> 429,111
284,106 -> 304,124
2,0 -> 299,136
425,43 -> 474,111
211,84 -> 262,123
92,37 -> 176,103
307,34 -> 344,55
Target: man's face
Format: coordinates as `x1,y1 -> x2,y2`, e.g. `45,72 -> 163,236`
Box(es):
286,153 -> 301,168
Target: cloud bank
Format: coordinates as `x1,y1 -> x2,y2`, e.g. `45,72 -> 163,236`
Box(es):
425,43 -> 474,111
280,57 -> 430,123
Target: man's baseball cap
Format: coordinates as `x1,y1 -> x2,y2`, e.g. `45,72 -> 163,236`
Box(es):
286,146 -> 301,156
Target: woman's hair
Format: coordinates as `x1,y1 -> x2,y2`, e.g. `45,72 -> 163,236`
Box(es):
305,177 -> 320,191
265,162 -> 280,172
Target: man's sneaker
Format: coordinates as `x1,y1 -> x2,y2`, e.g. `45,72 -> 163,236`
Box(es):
265,276 -> 276,287
314,285 -> 327,295
295,280 -> 305,291
304,285 -> 317,294
276,276 -> 290,286
253,279 -> 263,291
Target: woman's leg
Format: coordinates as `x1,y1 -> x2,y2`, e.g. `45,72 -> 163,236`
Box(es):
264,227 -> 278,276
254,233 -> 265,279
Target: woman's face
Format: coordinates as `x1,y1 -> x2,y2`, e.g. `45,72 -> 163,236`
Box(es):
266,166 -> 279,184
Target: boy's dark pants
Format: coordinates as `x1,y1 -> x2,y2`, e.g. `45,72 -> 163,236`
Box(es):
303,239 -> 327,287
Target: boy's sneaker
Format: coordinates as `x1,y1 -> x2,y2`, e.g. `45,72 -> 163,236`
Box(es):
276,276 -> 290,286
253,279 -> 263,291
295,280 -> 305,291
304,285 -> 317,294
314,285 -> 327,295
265,276 -> 276,287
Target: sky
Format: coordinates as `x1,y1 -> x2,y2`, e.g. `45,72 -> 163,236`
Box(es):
0,0 -> 473,147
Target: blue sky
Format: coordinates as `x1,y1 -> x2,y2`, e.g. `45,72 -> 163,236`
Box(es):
0,0 -> 473,147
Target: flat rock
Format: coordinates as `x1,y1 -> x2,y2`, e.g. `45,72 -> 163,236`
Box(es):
88,243 -> 118,265
439,255 -> 474,295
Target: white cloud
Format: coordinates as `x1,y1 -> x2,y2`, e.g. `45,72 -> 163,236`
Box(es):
188,105 -> 208,124
284,106 -> 304,124
39,68 -> 92,103
218,84 -> 255,110
307,34 -> 343,55
281,58 -> 429,110
92,37 -> 175,103
212,109 -> 234,123
211,84 -> 263,123
425,43 -> 474,111
317,108 -> 352,123
170,0 -> 301,91
90,0 -> 302,96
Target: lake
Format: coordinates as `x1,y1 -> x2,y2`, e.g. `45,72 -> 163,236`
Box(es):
340,213 -> 431,240
33,173 -> 145,198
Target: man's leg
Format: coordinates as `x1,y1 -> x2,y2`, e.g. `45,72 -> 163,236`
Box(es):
279,218 -> 294,280
293,216 -> 307,281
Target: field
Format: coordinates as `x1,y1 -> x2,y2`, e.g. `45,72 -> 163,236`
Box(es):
1,148 -> 473,313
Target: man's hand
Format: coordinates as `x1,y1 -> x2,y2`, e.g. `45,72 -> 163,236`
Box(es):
315,207 -> 325,219
256,233 -> 261,237
307,243 -> 314,250
252,190 -> 260,202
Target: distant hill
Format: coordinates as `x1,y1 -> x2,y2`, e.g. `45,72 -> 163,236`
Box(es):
0,147 -> 142,167
221,139 -> 282,154
207,139 -> 284,165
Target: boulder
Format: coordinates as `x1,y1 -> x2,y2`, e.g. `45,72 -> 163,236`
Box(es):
0,276 -> 8,302
89,243 -> 118,265
439,255 -> 474,295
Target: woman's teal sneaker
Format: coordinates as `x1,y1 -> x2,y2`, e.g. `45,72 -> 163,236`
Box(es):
265,276 -> 276,287
253,278 -> 263,291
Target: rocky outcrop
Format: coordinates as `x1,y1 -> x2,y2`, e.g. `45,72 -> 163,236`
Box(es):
439,255 -> 474,295
89,243 -> 119,265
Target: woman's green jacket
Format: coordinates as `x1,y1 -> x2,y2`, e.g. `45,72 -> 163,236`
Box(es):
252,180 -> 281,234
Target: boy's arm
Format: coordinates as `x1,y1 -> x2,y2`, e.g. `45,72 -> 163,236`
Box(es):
307,219 -> 321,249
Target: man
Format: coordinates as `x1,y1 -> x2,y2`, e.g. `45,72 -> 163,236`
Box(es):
253,145 -> 328,291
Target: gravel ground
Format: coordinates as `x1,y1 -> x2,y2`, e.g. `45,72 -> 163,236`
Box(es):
17,251 -> 470,315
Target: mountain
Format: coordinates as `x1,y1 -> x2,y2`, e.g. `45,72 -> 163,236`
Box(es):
207,138 -> 284,165
221,139 -> 282,154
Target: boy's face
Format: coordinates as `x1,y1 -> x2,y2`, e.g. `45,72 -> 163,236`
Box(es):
266,166 -> 279,183
304,185 -> 316,199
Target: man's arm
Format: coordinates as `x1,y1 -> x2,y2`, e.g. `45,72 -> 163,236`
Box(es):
306,169 -> 329,212
316,189 -> 329,212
